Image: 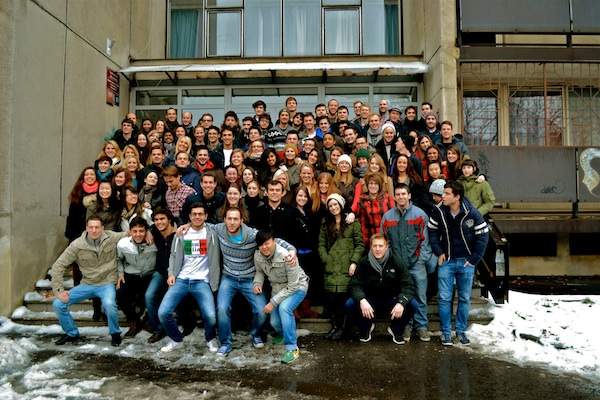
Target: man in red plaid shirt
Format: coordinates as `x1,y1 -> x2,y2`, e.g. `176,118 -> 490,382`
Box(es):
163,166 -> 196,225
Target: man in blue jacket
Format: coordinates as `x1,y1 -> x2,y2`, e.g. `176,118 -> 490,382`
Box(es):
428,181 -> 489,346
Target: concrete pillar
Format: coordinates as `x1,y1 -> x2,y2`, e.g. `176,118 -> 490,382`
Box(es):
422,0 -> 459,124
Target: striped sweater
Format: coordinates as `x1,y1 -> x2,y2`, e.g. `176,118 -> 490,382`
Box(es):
210,223 -> 296,279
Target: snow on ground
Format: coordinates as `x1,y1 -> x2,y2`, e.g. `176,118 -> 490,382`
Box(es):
468,290 -> 600,382
0,316 -> 313,372
0,315 -> 314,398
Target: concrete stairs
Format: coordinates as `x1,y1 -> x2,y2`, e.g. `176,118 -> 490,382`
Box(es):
11,268 -> 496,334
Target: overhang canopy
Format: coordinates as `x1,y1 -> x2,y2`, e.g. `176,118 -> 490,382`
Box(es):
120,60 -> 429,75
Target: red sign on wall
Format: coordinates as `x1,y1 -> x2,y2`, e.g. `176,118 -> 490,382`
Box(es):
106,68 -> 120,106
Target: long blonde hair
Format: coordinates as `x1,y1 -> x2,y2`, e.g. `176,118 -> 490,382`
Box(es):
97,140 -> 122,162
298,161 -> 320,213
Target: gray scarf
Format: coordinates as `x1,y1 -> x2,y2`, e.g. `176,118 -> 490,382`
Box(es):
368,248 -> 390,276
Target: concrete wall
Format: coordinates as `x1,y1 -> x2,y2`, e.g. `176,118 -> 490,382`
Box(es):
511,234 -> 600,276
0,0 -> 165,316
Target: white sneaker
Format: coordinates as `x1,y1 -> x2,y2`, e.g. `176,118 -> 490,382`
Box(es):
206,338 -> 219,353
160,339 -> 183,353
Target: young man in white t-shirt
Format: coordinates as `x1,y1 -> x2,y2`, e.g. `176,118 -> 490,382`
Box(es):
157,202 -> 221,352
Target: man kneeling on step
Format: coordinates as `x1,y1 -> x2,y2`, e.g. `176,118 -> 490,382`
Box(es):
349,234 -> 415,344
51,215 -> 129,347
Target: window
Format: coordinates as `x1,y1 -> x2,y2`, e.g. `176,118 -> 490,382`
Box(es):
373,86 -> 418,109
324,8 -> 360,55
207,11 -> 242,56
325,87 -> 370,111
169,0 -> 403,58
509,89 -> 563,146
206,0 -> 242,7
362,0 -> 400,55
136,90 -> 178,106
567,86 -> 600,146
463,91 -> 499,145
244,0 -> 281,57
169,0 -> 203,58
283,0 -> 321,56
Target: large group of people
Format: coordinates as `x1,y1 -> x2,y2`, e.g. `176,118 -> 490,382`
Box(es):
49,98 -> 496,364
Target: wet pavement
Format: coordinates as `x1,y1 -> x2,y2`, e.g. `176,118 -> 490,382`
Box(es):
26,335 -> 600,400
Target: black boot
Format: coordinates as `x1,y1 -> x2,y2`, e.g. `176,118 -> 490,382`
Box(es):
111,333 -> 122,347
331,316 -> 348,341
55,334 -> 82,345
124,320 -> 142,338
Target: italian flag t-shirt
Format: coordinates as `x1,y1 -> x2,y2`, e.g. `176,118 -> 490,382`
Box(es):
179,227 -> 210,281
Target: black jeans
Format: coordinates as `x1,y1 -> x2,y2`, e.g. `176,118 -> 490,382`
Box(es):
116,273 -> 153,322
356,295 -> 414,336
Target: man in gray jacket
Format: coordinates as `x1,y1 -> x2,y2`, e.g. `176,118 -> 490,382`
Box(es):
51,215 -> 128,347
254,230 -> 308,364
116,217 -> 158,339
157,202 -> 221,353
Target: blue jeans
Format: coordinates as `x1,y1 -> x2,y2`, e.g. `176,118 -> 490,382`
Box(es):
270,290 -> 306,351
409,262 -> 429,330
217,275 -> 267,347
438,258 -> 475,335
145,272 -> 168,334
158,278 -> 217,343
53,283 -> 121,337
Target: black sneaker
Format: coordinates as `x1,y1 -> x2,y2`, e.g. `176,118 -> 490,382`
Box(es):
55,334 -> 82,346
359,323 -> 375,343
111,333 -> 122,347
147,332 -> 166,344
457,332 -> 470,345
387,327 -> 406,345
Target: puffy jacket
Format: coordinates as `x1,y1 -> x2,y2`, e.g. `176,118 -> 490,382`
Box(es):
380,204 -> 431,269
349,253 -> 415,306
50,231 -> 128,293
458,175 -> 496,216
318,221 -> 365,293
428,199 -> 489,266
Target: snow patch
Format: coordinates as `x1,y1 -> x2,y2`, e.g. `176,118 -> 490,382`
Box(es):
23,292 -> 44,302
11,306 -> 93,321
0,337 -> 31,375
468,291 -> 600,382
36,278 -> 73,290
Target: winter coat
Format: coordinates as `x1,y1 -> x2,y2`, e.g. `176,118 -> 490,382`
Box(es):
354,193 -> 395,246
380,204 -> 432,269
458,175 -> 496,216
318,221 -> 365,293
50,231 -> 128,293
253,243 -> 309,306
349,254 -> 415,306
428,199 -> 489,266
117,237 -> 157,276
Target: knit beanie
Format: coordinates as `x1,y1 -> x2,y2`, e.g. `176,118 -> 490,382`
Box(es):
337,154 -> 352,167
429,179 -> 446,196
355,149 -> 371,160
326,193 -> 346,209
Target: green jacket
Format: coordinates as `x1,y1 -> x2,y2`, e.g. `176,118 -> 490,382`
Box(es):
459,175 -> 496,216
318,221 -> 365,293
50,231 -> 128,294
